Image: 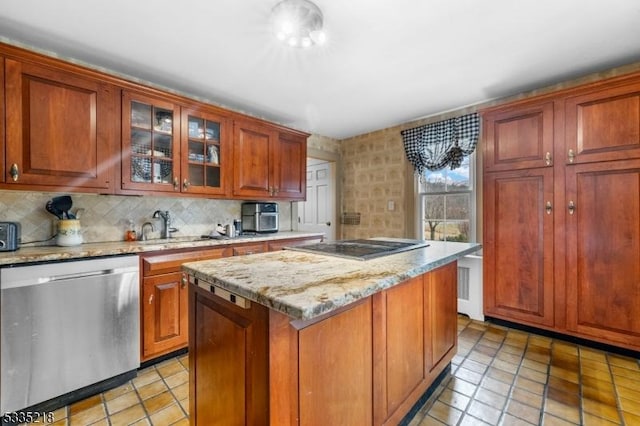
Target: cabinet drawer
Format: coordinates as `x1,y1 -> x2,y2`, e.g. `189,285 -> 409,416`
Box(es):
142,247 -> 232,276
233,243 -> 267,256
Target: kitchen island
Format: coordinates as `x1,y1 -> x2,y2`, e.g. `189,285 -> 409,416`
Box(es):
183,240 -> 480,426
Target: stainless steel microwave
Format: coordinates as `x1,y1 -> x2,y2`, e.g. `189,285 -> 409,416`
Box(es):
241,202 -> 278,233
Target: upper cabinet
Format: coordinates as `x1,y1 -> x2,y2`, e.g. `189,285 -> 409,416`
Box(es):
4,58 -> 117,191
181,107 -> 232,196
121,91 -> 181,193
564,80 -> 640,164
0,43 -> 308,200
233,120 -> 306,201
483,100 -> 554,172
120,92 -> 233,196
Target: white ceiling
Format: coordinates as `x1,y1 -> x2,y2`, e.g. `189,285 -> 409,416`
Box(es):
1,0 -> 639,139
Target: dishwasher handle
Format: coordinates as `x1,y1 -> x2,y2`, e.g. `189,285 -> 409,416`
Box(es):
1,264 -> 139,290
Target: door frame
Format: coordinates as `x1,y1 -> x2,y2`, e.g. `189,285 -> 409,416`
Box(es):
292,147 -> 342,240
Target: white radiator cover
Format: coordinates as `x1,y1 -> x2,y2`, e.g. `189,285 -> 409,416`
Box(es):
457,255 -> 483,321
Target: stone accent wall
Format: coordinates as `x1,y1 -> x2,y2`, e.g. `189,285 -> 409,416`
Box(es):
0,190 -> 293,245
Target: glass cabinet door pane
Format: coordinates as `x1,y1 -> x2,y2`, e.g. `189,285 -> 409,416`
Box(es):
189,164 -> 204,187
152,134 -> 173,158
131,102 -> 152,129
153,159 -> 173,184
131,129 -> 151,155
132,158 -> 152,183
189,117 -> 205,139
153,107 -> 172,133
206,144 -> 219,164
188,140 -> 205,162
205,121 -> 220,142
205,166 -> 221,188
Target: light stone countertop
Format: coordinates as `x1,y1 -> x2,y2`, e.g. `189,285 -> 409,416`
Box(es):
0,232 -> 324,266
182,240 -> 481,321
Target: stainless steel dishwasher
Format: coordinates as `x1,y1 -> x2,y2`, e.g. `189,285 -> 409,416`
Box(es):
1,255 -> 140,413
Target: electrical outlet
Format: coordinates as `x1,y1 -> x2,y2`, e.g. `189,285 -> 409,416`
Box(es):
387,200 -> 395,211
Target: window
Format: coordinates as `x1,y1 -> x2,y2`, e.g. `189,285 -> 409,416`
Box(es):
418,154 -> 475,242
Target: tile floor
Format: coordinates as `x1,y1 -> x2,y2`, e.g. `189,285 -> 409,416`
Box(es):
25,316 -> 640,425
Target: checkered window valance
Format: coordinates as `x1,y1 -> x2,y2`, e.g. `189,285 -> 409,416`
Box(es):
401,112 -> 480,175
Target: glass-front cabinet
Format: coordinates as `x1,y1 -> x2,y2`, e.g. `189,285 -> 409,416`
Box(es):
122,91 -> 180,192
121,91 -> 230,195
180,108 -> 230,195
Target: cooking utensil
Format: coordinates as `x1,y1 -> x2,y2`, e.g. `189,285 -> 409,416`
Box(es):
51,195 -> 73,219
45,200 -> 63,219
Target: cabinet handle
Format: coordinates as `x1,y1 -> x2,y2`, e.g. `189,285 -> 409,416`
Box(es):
568,201 -> 576,215
545,152 -> 552,166
568,149 -> 575,164
9,164 -> 19,182
545,201 -> 552,215
181,273 -> 187,288
183,179 -> 190,190
148,294 -> 154,304
173,177 -> 179,190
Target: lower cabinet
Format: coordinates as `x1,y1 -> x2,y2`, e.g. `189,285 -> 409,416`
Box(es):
190,283 -> 269,426
140,247 -> 232,361
189,261 -> 458,426
565,159 -> 640,349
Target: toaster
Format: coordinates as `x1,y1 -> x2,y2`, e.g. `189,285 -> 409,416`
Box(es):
0,222 -> 21,251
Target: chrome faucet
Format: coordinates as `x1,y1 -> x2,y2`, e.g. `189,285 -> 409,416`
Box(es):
152,210 -> 171,239
140,222 -> 155,241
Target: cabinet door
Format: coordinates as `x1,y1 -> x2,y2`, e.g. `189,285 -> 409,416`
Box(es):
483,101 -> 554,172
426,262 -> 458,371
564,81 -> 640,164
190,285 -> 269,426
298,299 -> 373,426
121,91 -> 180,193
181,107 -> 231,195
384,276 -> 425,416
0,56 -> 4,183
233,120 -> 276,198
272,132 -> 307,200
483,168 -> 555,327
565,159 -> 640,349
142,272 -> 188,360
5,59 -> 116,190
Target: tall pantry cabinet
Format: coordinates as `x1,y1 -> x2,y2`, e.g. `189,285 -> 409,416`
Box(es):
483,72 -> 640,351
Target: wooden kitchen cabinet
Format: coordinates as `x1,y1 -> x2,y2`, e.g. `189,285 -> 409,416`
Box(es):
233,119 -> 307,200
4,57 -> 117,191
0,56 -> 4,184
189,261 -> 458,426
140,247 -> 232,361
483,70 -> 640,351
565,159 -> 640,348
373,263 -> 458,425
121,90 -> 181,193
190,280 -> 269,426
180,107 -> 232,195
564,80 -> 640,165
483,168 -> 555,327
483,100 -> 555,172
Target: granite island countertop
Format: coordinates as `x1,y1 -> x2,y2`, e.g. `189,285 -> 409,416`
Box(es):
182,240 -> 481,321
0,232 -> 324,266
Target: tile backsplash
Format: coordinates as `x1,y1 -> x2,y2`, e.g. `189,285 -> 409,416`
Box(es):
0,190 -> 293,245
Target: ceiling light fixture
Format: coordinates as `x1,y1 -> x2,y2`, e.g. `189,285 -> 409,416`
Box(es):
271,0 -> 326,48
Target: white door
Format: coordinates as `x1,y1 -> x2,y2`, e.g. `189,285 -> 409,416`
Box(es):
298,160 -> 336,240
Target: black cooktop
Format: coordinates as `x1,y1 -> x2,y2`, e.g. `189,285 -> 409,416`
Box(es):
285,238 -> 429,261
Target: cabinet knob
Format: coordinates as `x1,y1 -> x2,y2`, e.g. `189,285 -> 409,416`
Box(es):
148,294 -> 154,304
183,179 -> 190,190
545,152 -> 552,166
568,200 -> 576,215
173,177 -> 179,190
545,201 -> 552,215
9,164 -> 19,182
181,273 -> 187,288
568,149 -> 576,164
